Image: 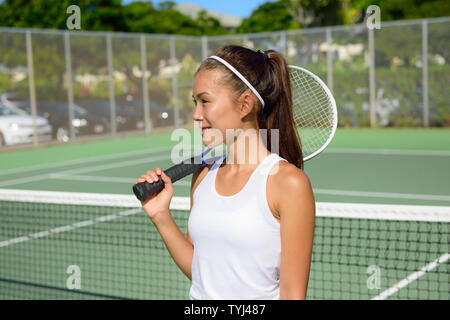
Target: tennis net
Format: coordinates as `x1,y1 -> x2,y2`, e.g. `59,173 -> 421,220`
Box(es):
0,188 -> 448,300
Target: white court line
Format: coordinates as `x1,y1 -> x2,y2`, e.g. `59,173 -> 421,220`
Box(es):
315,189 -> 450,202
49,174 -> 192,186
324,148 -> 450,157
0,208 -> 142,248
0,153 -> 172,187
50,174 -> 135,183
53,154 -> 171,176
0,173 -> 54,188
0,146 -> 174,176
49,174 -> 450,199
372,253 -> 450,300
1,147 -> 447,177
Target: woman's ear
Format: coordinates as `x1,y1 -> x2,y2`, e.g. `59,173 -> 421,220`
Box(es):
238,91 -> 258,120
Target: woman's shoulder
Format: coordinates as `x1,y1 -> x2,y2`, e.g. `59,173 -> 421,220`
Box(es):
268,159 -> 312,200
270,158 -> 309,182
265,159 -> 312,220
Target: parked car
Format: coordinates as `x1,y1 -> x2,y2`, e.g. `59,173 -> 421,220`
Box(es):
0,106 -> 52,147
16,101 -> 110,142
34,102 -> 110,142
77,99 -> 145,132
118,98 -> 175,128
0,92 -> 29,110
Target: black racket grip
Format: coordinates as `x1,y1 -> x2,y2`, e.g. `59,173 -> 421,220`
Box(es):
133,160 -> 206,201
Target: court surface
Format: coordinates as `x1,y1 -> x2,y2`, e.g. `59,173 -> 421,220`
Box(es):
0,128 -> 449,299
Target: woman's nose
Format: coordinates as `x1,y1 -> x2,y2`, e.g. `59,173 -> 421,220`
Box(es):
192,104 -> 203,121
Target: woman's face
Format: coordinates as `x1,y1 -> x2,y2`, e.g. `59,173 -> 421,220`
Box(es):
192,68 -> 242,147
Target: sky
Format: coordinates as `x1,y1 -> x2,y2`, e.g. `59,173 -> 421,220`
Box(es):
122,0 -> 273,18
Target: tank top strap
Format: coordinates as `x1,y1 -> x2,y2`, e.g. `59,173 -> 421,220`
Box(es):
211,154 -> 226,171
253,153 -> 287,228
253,153 -> 287,182
210,153 -> 285,186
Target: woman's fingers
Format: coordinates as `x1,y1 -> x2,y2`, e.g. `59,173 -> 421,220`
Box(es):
135,168 -> 163,185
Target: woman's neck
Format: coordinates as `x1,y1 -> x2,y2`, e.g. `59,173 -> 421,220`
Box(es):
224,128 -> 270,170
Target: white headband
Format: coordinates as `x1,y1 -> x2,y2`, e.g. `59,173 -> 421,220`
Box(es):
208,55 -> 265,108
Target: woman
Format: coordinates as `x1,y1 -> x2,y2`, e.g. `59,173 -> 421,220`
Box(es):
136,45 -> 315,300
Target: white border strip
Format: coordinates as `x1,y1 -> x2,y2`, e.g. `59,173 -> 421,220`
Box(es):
0,189 -> 448,222
316,202 -> 450,222
315,189 -> 450,202
0,189 -> 190,211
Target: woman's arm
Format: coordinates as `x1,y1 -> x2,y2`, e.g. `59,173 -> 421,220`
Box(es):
139,167 -> 196,280
152,212 -> 194,280
275,163 -> 315,299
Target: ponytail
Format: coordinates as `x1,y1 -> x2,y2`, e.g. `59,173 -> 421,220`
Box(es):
259,50 -> 304,170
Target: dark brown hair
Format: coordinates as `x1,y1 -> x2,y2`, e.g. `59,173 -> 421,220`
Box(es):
197,45 -> 304,170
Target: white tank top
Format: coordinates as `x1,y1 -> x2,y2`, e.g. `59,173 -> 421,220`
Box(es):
188,153 -> 287,300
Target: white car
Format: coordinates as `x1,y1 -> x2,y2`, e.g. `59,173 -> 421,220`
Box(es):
0,107 -> 52,147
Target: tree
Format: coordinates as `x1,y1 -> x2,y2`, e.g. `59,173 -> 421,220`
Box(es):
0,0 -> 127,32
196,10 -> 228,36
0,0 -> 229,36
349,0 -> 450,23
236,0 -> 450,34
236,0 -> 301,34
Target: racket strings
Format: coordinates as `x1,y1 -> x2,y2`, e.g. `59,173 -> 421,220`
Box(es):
290,68 -> 336,159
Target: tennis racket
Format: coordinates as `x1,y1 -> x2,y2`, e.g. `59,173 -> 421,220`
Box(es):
132,65 -> 337,201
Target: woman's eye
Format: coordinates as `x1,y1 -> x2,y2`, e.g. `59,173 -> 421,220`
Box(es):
192,99 -> 208,106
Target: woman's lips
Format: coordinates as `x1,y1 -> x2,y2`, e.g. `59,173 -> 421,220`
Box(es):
201,127 -> 211,136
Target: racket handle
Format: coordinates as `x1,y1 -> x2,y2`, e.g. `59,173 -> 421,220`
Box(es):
132,159 -> 206,201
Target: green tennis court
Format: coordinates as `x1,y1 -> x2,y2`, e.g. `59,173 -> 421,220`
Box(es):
0,128 -> 449,299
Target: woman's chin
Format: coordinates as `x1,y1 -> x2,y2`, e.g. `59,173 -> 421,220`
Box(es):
203,138 -> 221,149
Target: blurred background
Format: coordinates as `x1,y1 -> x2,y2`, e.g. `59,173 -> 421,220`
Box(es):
0,0 -> 448,148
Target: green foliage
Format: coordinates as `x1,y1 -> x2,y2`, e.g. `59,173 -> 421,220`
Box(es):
0,0 -> 127,31
0,0 -> 448,129
236,1 -> 301,33
0,0 -> 228,36
350,0 -> 450,23
147,76 -> 171,106
333,65 -> 450,127
0,0 -> 448,35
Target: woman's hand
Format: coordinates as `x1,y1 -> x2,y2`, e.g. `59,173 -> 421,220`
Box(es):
135,167 -> 174,223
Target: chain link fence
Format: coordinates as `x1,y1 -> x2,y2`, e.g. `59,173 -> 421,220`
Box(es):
0,17 -> 448,148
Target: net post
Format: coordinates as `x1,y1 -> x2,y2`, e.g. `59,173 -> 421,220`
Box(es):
280,31 -> 287,56
25,30 -> 39,147
422,19 -> 429,127
140,34 -> 152,134
64,32 -> 76,142
201,35 -> 208,61
326,27 -> 333,95
368,28 -> 376,128
170,35 -> 179,127
106,33 -> 117,138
